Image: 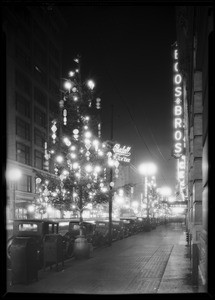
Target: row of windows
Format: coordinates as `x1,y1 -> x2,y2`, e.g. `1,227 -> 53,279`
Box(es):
15,42 -> 60,81
16,117 -> 46,146
16,66 -> 60,92
15,102 -> 47,129
16,91 -> 59,117
16,142 -> 46,170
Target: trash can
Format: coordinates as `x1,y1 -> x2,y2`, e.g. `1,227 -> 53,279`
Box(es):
43,234 -> 64,271
10,237 -> 38,285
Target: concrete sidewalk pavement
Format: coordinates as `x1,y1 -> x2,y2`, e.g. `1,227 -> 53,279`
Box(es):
6,222 -> 205,294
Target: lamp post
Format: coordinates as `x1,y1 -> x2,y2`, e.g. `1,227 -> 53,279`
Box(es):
138,162 -> 157,231
159,186 -> 172,224
6,168 -> 22,220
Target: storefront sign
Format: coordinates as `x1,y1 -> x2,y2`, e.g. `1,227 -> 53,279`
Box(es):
113,144 -> 131,163
172,44 -> 184,159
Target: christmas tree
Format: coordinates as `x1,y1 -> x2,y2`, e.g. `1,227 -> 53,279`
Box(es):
34,56 -> 119,235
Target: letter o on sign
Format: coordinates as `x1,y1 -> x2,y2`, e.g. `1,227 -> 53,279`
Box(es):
175,130 -> 182,141
174,74 -> 182,85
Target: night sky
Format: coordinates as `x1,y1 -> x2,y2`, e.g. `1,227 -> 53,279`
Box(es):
59,5 -> 177,191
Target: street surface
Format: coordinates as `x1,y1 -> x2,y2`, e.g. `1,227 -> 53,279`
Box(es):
6,222 -> 205,294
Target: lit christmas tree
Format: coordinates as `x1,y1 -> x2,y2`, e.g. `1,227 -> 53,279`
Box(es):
34,55 -> 119,234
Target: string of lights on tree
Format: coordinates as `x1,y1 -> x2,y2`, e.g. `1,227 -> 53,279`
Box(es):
33,55 -> 120,220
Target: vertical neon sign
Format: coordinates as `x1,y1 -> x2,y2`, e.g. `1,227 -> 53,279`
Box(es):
172,43 -> 184,158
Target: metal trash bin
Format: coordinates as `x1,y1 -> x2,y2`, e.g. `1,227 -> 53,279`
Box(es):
10,237 -> 38,285
43,234 -> 64,271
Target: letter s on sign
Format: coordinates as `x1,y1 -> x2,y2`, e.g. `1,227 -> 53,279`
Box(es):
175,143 -> 182,153
175,87 -> 182,97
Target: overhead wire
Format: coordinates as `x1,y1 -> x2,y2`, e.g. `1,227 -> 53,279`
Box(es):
93,24 -> 172,187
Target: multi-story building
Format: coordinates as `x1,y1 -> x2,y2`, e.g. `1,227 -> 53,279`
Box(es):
175,6 -> 213,289
3,6 -> 66,221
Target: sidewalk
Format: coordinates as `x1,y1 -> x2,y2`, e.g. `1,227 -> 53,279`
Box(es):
6,223 -> 204,294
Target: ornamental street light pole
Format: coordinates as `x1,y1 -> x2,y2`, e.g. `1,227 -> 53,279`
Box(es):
138,162 -> 157,231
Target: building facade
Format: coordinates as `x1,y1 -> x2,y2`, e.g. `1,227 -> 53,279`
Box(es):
3,6 -> 66,221
175,6 -> 213,288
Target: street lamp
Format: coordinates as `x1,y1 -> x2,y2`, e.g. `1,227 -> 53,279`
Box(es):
6,168 -> 22,220
138,162 -> 157,230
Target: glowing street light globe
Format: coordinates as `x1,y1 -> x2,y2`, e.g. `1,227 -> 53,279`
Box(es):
160,186 -> 172,197
138,162 -> 157,176
6,168 -> 22,181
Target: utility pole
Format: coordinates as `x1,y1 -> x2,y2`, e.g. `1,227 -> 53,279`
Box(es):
108,104 -> 114,246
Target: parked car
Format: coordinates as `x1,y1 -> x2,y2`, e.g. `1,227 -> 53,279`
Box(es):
7,219 -> 59,268
63,220 -> 96,257
94,220 -> 109,246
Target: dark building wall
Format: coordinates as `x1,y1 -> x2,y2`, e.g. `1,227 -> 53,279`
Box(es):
176,5 -> 213,287
3,5 -> 66,220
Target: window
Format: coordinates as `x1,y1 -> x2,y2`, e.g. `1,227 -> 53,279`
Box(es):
34,66 -> 47,86
16,118 -> 31,141
10,7 -> 31,26
49,99 -> 58,115
15,70 -> 31,96
34,86 -> 47,108
49,79 -> 59,96
16,142 -> 31,165
17,28 -> 31,50
34,128 -> 45,147
34,41 -> 47,67
49,41 -> 59,61
18,223 -> 38,232
33,20 -> 47,45
49,60 -> 59,80
16,174 -> 32,192
15,93 -> 30,117
15,44 -> 31,71
34,149 -> 44,170
34,107 -> 46,128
